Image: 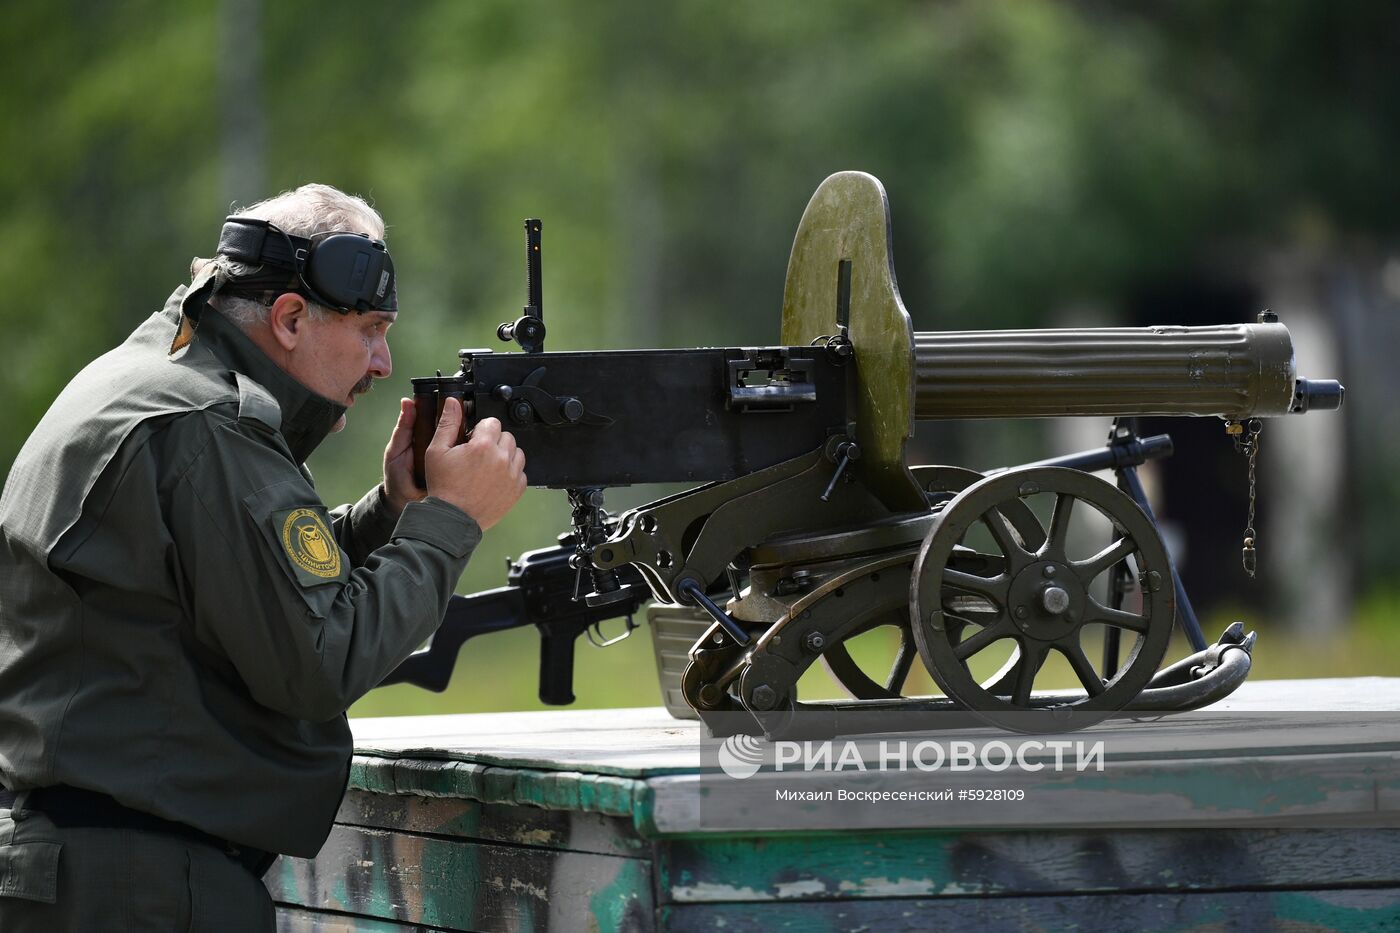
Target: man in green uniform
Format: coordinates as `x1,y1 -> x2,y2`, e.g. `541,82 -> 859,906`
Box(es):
0,184 -> 525,930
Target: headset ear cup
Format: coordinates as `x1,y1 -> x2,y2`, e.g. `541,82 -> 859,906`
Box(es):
217,219 -> 396,313
303,234 -> 393,312
375,249 -> 396,311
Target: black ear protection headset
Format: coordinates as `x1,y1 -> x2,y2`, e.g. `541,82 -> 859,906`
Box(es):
214,216 -> 398,313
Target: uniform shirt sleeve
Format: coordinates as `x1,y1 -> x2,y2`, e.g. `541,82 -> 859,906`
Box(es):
328,484 -> 401,568
169,408 -> 482,722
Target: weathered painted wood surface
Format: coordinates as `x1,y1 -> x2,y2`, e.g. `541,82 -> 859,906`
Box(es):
271,679 -> 1400,932
658,888 -> 1400,932
278,907 -> 451,932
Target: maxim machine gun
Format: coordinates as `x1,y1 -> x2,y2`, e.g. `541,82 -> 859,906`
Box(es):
384,172 -> 1344,735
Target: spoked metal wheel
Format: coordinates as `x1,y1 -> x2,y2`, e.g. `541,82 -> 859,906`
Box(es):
910,466 -> 1174,731
820,466 -> 1044,701
819,609 -> 922,700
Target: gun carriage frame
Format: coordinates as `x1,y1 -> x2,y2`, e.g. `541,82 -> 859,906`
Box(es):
390,172 -> 1343,737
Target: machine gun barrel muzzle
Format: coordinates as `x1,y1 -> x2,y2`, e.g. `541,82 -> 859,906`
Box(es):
1291,378 -> 1344,412
913,322 -> 1305,419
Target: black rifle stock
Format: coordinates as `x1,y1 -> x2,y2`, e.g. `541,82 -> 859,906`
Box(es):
381,540 -> 648,704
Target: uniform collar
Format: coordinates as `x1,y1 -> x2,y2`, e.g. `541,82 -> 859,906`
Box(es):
172,278 -> 347,463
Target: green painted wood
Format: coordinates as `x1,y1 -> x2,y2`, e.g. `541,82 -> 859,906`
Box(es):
656,828 -> 1400,903
275,691 -> 1400,931
335,789 -> 647,859
345,682 -> 1400,783
277,905 -> 452,932
644,749 -> 1400,836
339,694 -> 1400,838
309,693 -> 1400,929
269,823 -> 653,932
348,756 -> 651,822
659,887 -> 1400,932
347,707 -> 703,779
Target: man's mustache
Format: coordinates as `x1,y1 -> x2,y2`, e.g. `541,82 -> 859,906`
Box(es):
352,374 -> 374,396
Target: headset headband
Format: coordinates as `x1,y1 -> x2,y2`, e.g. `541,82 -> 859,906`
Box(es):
215,216 -> 398,313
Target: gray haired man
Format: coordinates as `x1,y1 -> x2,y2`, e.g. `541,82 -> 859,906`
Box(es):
0,185 -> 523,930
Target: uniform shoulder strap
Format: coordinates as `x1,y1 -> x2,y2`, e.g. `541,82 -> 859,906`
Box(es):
234,372 -> 283,433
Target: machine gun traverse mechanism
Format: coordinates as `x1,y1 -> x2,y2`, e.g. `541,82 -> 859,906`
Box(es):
391,172 -> 1344,736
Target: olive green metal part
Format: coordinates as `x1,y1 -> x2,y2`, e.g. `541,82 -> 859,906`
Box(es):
818,465 -> 1047,702
911,466 -> 1175,732
913,323 -> 1298,419
595,447 -> 887,602
780,171 -> 925,511
748,510 -> 935,566
647,603 -> 714,720
819,609 -> 919,701
709,550 -> 921,722
629,173 -> 1309,732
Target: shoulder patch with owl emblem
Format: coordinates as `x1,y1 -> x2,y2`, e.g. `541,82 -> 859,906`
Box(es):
273,506 -> 343,586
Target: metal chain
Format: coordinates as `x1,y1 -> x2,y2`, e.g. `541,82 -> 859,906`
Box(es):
1225,419 -> 1263,578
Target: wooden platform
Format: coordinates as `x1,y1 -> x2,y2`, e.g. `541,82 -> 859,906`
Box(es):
270,679 -> 1400,932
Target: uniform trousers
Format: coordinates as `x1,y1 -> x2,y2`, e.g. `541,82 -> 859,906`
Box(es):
0,804 -> 275,932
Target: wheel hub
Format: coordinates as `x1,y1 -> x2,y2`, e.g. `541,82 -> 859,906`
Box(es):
1008,561 -> 1082,640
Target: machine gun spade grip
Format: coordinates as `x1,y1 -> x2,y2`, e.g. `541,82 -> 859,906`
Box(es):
409,374 -> 470,490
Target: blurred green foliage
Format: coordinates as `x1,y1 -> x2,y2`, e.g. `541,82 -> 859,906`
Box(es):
3,1 -> 1397,716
